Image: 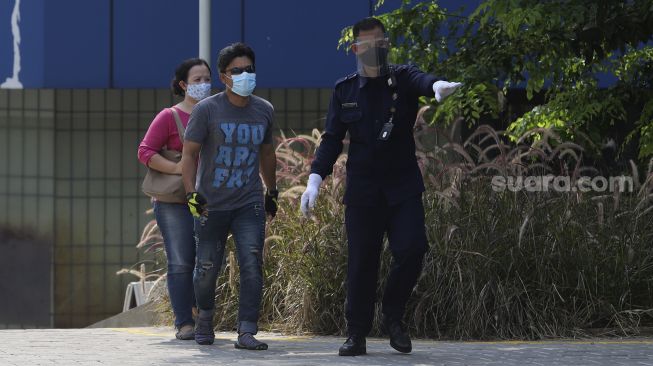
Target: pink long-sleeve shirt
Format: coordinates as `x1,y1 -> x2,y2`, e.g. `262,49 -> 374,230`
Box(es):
138,107 -> 190,166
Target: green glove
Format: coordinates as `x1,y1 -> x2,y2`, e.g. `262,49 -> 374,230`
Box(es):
186,192 -> 207,218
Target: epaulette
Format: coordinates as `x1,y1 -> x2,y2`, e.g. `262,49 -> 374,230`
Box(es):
334,72 -> 359,87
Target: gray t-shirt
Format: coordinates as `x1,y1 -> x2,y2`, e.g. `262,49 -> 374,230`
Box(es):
185,92 -> 274,210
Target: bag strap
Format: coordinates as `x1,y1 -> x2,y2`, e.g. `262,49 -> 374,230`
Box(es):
169,107 -> 185,140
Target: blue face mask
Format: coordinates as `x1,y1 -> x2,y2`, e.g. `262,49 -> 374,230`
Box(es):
227,72 -> 256,97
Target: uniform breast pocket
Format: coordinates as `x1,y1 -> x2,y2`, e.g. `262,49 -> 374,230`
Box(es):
340,108 -> 364,141
340,108 -> 362,123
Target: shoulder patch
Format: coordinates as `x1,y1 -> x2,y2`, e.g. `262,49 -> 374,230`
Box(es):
391,64 -> 411,74
334,72 -> 359,87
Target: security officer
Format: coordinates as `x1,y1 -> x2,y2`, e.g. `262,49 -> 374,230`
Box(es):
300,17 -> 461,356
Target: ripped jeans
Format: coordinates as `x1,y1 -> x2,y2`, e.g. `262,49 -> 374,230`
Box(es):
193,201 -> 266,335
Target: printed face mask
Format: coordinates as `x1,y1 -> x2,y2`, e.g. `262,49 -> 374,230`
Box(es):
186,82 -> 211,101
227,72 -> 256,97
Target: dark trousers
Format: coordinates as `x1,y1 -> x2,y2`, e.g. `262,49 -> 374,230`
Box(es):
344,194 -> 428,337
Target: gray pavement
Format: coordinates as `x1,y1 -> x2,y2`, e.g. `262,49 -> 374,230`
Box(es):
0,327 -> 653,365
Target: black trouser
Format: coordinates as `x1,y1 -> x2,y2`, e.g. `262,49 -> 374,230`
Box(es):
344,194 -> 428,337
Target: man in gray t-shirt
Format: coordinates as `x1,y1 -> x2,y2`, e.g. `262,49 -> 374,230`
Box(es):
185,90 -> 274,210
181,43 -> 278,350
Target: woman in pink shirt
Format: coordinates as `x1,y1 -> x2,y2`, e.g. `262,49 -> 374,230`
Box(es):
138,58 -> 212,340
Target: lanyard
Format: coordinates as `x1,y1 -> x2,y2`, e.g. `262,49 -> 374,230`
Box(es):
378,72 -> 398,141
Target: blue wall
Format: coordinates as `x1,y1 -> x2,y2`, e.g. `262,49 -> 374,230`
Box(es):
0,0 -> 479,89
0,0 -> 45,88
43,0 -> 110,88
112,0 -> 209,88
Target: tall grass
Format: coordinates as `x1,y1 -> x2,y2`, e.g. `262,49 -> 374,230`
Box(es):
136,112 -> 653,339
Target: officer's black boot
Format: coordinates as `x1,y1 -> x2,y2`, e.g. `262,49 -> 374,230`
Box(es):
382,316 -> 412,353
338,335 -> 366,356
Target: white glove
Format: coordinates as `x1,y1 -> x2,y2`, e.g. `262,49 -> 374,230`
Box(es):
300,173 -> 323,218
433,80 -> 463,102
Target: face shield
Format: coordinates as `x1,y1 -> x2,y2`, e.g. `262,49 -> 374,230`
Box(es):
354,37 -> 391,78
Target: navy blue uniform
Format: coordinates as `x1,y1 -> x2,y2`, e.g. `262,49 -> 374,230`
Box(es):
311,64 -> 437,336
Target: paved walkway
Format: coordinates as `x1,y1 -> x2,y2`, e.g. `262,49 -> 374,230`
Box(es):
1,327 -> 653,365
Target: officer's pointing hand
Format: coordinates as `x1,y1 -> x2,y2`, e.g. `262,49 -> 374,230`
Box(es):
433,80 -> 463,102
300,173 -> 323,218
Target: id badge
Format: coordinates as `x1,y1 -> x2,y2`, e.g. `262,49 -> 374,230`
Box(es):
378,122 -> 394,141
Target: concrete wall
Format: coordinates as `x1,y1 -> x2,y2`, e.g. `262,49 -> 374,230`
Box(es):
0,87 -> 329,327
0,229 -> 52,328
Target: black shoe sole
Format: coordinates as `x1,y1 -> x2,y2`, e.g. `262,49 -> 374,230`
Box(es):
175,334 -> 196,340
338,348 -> 366,356
235,342 -> 268,350
382,321 -> 412,353
389,340 -> 411,353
